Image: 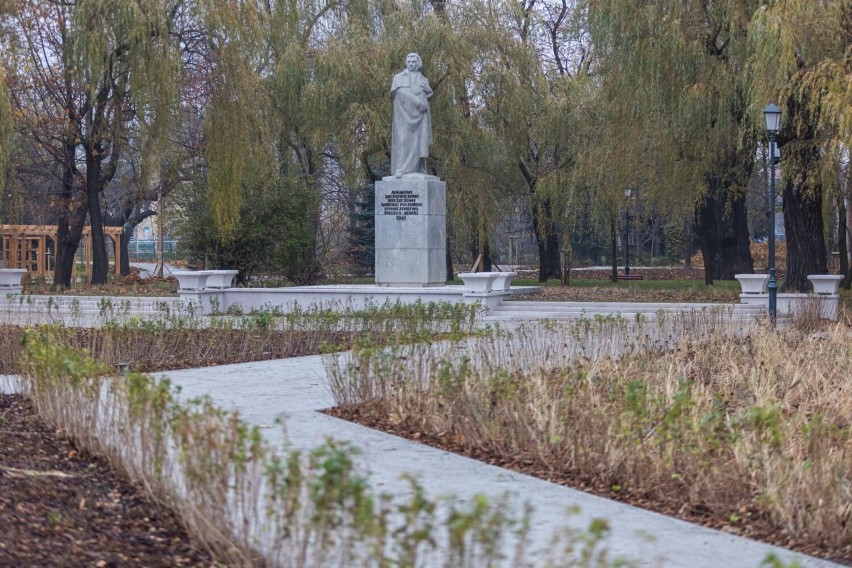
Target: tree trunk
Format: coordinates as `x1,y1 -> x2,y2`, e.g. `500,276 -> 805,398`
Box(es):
518,159 -> 560,282
445,233 -> 454,282
610,217 -> 618,282
683,217 -> 693,269
482,240 -> 492,272
86,155 -> 109,285
778,87 -> 828,291
695,176 -> 753,285
55,206 -> 87,288
779,141 -> 826,291
469,236 -> 492,272
54,142 -> 84,289
532,198 -> 560,282
120,229 -> 131,276
781,179 -> 826,291
841,172 -> 851,290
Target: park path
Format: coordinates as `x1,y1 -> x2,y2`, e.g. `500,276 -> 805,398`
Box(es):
159,355 -> 841,568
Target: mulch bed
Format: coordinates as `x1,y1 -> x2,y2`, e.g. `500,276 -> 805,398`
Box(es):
0,394 -> 215,567
325,405 -> 852,566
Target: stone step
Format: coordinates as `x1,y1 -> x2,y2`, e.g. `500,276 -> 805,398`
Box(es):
484,312 -> 765,323
484,301 -> 766,323
492,305 -> 728,314
497,301 -> 735,310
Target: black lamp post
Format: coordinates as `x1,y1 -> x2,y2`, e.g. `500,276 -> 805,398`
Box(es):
764,103 -> 781,325
624,188 -> 632,276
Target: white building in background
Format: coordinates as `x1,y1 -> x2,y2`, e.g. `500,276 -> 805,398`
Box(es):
133,215 -> 158,240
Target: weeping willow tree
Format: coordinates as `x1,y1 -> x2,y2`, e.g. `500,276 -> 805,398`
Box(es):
749,0 -> 852,290
2,0 -> 181,286
133,0 -> 341,283
583,0 -> 762,284
470,1 -> 570,280
426,0 -> 535,274
178,0 -> 403,282
199,0 -> 268,236
73,0 -> 181,285
520,1 -> 597,281
197,0 -> 435,282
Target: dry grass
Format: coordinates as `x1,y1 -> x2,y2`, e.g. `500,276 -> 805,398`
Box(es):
328,316 -> 852,560
0,300 -> 484,375
16,328 -> 629,567
0,325 -> 346,375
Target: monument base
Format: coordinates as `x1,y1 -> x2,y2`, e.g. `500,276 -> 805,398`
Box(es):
375,176 -> 446,287
376,281 -> 446,288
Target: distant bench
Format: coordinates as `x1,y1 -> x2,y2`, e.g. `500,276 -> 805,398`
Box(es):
617,274 -> 644,281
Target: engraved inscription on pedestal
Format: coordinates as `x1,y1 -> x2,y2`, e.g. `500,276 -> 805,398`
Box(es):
379,189 -> 423,220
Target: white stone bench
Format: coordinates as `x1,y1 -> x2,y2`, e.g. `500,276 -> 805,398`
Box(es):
808,275 -> 843,295
491,272 -> 518,291
458,272 -> 500,293
173,270 -> 238,291
172,271 -> 211,291
204,270 -> 238,289
735,274 -> 769,294
0,269 -> 27,293
458,272 -> 519,294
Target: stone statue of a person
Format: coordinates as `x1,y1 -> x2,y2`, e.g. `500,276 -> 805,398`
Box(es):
390,53 -> 433,178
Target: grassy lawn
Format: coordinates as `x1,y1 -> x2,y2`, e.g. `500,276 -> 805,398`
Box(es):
509,277 -> 743,303
511,277 -> 742,290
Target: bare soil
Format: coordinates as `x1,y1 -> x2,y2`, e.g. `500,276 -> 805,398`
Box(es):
0,394 -> 216,567
325,404 -> 852,566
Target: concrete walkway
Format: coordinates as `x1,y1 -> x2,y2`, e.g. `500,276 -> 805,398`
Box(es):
160,355 -> 840,568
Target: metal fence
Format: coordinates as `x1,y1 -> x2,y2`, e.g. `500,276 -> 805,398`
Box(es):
127,239 -> 180,261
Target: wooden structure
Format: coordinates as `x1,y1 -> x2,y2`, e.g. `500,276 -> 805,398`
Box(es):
1,224 -> 122,278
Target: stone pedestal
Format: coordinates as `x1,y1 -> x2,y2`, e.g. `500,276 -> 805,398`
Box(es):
375,176 -> 446,287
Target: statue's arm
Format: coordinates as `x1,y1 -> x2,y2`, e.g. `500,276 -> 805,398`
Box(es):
390,73 -> 406,97
421,78 -> 433,98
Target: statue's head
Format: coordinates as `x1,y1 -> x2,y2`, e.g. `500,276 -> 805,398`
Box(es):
405,53 -> 423,72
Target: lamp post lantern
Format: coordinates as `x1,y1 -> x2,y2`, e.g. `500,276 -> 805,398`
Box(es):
624,188 -> 633,276
764,103 -> 781,325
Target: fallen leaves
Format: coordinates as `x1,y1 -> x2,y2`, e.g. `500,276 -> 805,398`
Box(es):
0,394 -> 214,567
0,465 -> 76,479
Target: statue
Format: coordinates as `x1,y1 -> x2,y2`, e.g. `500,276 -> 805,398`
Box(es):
390,53 -> 433,178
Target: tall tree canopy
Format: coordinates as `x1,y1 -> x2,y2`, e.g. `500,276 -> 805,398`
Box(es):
583,0 -> 761,283
749,0 -> 852,290
1,0 -> 848,288
2,0 -> 181,286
